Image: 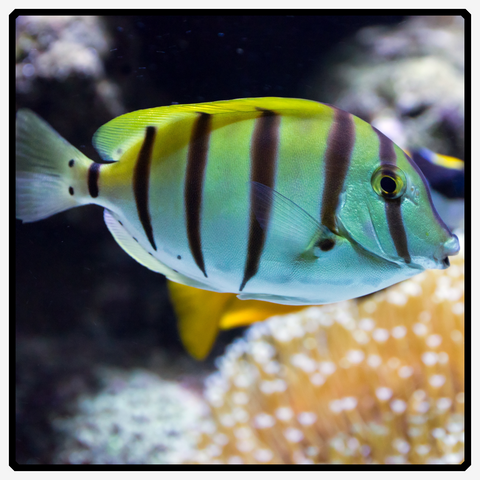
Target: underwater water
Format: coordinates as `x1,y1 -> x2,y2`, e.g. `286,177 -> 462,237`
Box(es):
14,14 -> 465,465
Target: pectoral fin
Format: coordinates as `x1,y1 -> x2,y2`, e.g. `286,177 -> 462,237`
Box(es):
251,181 -> 340,260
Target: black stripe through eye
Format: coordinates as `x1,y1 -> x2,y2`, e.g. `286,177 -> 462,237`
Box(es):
373,126 -> 411,264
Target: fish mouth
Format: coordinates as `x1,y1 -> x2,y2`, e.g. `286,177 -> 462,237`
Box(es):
421,255 -> 450,270
361,203 -> 456,271
432,234 -> 460,270
433,255 -> 451,270
409,245 -> 458,271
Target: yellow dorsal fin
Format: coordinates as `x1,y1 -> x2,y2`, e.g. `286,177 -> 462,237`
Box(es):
92,97 -> 327,162
167,280 -> 235,360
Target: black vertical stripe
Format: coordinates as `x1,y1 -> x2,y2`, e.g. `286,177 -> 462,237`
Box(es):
239,109 -> 280,292
384,198 -> 411,263
320,108 -> 355,233
185,112 -> 212,278
373,127 -> 411,264
133,126 -> 157,251
88,163 -> 100,198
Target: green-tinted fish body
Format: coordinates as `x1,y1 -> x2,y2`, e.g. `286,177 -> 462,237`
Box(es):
16,98 -> 459,305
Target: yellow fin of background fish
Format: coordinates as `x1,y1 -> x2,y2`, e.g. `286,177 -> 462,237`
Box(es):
167,280 -> 305,357
219,295 -> 305,329
93,97 -> 328,161
429,152 -> 464,170
405,148 -> 464,171
167,280 -> 234,360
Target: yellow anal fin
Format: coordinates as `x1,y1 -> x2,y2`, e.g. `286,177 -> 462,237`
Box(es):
167,280 -> 234,360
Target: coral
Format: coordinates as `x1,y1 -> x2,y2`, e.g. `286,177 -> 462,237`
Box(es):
52,368 -> 209,464
16,16 -> 109,85
16,15 -> 125,118
192,244 -> 465,464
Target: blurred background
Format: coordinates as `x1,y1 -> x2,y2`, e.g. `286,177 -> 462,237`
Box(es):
15,14 -> 465,464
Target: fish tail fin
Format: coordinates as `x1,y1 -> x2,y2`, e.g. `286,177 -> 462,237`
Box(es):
16,109 -> 95,223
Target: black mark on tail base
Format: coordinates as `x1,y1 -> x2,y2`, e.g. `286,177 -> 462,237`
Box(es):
88,163 -> 101,198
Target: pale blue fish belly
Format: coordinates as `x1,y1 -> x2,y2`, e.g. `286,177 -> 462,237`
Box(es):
15,98 -> 460,305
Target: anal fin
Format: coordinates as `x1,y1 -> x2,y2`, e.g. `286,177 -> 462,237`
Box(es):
104,209 -> 175,276
237,292 -> 317,306
251,181 -> 339,260
104,209 -> 222,291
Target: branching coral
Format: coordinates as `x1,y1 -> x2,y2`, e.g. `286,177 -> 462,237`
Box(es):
193,247 -> 465,464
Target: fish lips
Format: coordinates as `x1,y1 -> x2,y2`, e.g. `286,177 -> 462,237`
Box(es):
383,232 -> 460,271
433,233 -> 460,269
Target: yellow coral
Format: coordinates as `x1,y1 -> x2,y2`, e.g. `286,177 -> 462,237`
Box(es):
192,248 -> 464,464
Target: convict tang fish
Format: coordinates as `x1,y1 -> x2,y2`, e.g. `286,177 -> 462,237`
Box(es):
16,98 -> 459,310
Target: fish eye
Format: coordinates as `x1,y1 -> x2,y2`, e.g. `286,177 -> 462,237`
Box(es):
371,165 -> 407,200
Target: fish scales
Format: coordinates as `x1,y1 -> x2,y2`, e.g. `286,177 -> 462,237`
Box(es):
105,103 -> 335,295
16,98 -> 459,310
